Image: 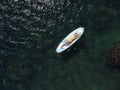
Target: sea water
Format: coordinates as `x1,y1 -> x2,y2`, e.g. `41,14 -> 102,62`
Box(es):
0,0 -> 120,90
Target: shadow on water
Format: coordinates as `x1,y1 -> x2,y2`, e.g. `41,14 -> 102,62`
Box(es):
57,38 -> 86,62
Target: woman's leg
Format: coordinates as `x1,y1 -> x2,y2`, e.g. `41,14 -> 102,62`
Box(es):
62,42 -> 70,48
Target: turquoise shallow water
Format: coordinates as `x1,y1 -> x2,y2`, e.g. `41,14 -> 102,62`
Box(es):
0,0 -> 120,90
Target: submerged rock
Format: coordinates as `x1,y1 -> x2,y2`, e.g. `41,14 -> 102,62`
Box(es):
110,41 -> 120,66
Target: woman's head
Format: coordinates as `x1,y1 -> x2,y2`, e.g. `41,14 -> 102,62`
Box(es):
74,33 -> 78,37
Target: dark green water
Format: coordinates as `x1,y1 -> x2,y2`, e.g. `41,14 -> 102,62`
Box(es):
0,0 -> 120,90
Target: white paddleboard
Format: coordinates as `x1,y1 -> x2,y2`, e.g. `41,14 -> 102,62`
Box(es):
56,27 -> 84,53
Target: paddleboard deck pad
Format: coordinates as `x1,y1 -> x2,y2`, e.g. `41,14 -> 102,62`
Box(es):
56,27 -> 84,53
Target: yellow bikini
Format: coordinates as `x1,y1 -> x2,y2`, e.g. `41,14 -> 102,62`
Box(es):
67,35 -> 76,43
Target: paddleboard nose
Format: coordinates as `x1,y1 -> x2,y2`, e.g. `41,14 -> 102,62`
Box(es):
78,27 -> 84,33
